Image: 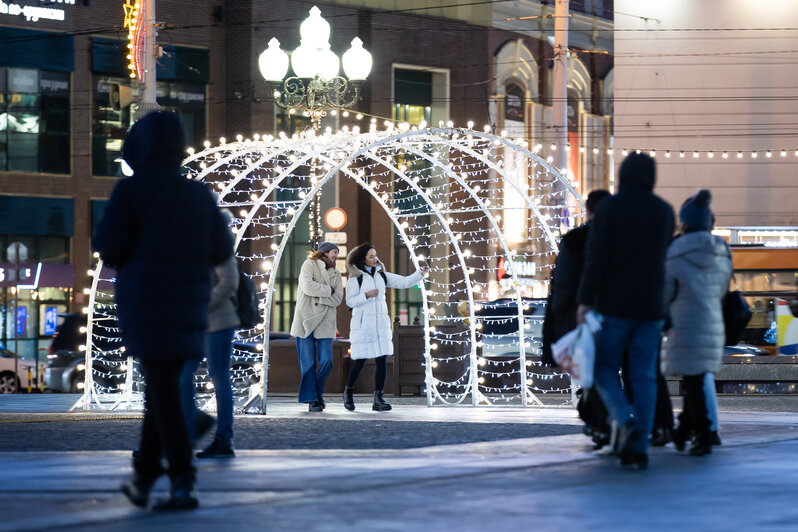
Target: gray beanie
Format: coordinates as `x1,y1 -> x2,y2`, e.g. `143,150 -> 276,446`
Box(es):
680,189 -> 713,232
316,241 -> 339,253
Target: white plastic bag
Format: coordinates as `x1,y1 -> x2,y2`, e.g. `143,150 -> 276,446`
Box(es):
551,311 -> 602,388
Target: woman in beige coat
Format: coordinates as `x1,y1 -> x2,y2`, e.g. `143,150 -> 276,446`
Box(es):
290,242 -> 343,411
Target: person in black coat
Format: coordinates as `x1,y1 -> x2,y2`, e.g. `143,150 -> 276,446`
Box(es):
93,111 -> 233,511
542,190 -> 611,447
547,190 -> 612,343
576,152 -> 675,469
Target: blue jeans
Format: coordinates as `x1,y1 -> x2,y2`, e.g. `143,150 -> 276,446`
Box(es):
296,335 -> 333,403
593,315 -> 664,454
179,327 -> 235,444
704,372 -> 719,431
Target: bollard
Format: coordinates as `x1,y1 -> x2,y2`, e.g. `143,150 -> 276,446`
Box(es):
39,364 -> 45,392
27,367 -> 32,394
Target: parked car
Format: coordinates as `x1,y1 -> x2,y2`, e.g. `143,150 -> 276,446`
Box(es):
45,313 -> 125,393
724,344 -> 770,357
0,347 -> 38,393
474,298 -> 546,358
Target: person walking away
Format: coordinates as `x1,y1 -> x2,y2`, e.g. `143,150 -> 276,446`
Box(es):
179,212 -> 240,458
290,242 -> 343,411
576,152 -> 675,470
661,190 -> 731,456
344,242 -> 428,411
93,111 -> 233,510
542,190 -> 611,447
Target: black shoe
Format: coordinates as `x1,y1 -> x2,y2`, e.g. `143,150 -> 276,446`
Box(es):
650,427 -> 672,447
672,425 -> 687,452
689,435 -> 713,456
372,391 -> 392,412
711,431 -> 722,446
120,469 -> 163,508
318,395 -> 326,410
196,437 -> 235,459
194,412 -> 216,444
308,401 -> 323,412
343,386 -> 355,411
613,420 -> 640,462
152,483 -> 199,511
619,453 -> 649,470
592,431 -> 611,451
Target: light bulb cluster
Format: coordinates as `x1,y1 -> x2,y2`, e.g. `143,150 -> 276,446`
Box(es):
122,0 -> 144,80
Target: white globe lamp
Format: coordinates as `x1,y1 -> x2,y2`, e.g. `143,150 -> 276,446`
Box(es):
258,38 -> 289,82
342,37 -> 372,81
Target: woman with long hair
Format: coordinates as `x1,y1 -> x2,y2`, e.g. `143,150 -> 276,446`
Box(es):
344,242 -> 428,411
290,242 -> 343,411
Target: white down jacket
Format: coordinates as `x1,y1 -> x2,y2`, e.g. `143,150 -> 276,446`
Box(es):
346,259 -> 423,360
661,231 -> 732,376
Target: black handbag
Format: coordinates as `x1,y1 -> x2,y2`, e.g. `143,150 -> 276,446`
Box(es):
723,290 -> 752,346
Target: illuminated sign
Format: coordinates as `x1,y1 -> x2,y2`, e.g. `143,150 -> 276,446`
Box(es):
123,0 -> 144,80
497,257 -> 536,282
0,0 -> 74,23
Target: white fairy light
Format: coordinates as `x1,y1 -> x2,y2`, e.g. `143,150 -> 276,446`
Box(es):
85,126 -> 579,410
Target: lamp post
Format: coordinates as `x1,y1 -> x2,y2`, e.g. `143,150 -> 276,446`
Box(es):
259,5 -> 372,244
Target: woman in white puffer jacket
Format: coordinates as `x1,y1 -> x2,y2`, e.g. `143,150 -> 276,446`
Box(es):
344,242 -> 428,411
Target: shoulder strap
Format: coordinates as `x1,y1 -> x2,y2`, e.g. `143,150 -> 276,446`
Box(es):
380,271 -> 387,285
357,275 -> 364,288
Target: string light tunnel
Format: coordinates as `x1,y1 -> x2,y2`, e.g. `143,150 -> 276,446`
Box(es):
76,123 -> 585,413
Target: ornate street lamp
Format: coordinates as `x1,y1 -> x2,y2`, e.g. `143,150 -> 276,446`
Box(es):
258,5 -> 372,245
259,5 -> 372,126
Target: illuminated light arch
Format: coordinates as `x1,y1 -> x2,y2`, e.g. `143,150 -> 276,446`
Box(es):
76,126 -> 584,412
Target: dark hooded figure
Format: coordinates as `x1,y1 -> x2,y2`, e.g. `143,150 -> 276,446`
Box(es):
93,111 -> 233,511
576,152 -> 675,470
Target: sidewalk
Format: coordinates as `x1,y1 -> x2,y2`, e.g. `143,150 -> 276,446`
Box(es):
1,394 -> 797,531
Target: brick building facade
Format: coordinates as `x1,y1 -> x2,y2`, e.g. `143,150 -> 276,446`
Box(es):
0,0 -> 613,352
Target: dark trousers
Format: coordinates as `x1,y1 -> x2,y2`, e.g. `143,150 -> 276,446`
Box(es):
679,373 -> 711,438
346,355 -> 387,392
137,357 -> 195,484
622,352 -> 674,430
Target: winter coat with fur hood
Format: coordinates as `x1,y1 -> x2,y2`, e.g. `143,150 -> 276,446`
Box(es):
290,258 -> 343,339
345,252 -> 423,360
661,231 -> 732,376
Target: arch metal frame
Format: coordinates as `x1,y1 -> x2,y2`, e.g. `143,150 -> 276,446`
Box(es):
79,128 -> 583,412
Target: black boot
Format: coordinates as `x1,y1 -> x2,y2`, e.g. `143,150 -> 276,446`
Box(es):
650,427 -> 672,447
689,433 -> 713,456
152,477 -> 199,511
671,424 -> 687,452
120,472 -> 161,508
343,386 -> 355,411
372,391 -> 392,411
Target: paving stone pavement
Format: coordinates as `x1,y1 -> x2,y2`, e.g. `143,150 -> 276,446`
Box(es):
1,394 -> 797,531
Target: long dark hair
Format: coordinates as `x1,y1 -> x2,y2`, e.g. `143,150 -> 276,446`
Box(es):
348,242 -> 375,271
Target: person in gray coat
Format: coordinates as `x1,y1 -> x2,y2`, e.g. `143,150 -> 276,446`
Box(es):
661,189 -> 732,456
179,247 -> 240,459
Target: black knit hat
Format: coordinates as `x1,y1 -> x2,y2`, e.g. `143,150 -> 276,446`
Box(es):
680,189 -> 713,232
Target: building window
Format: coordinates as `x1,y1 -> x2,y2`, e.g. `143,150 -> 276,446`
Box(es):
91,77 -> 206,177
393,68 -> 432,125
0,67 -> 70,174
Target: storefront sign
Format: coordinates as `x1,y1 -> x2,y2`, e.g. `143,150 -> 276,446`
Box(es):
0,0 -> 74,23
0,262 -> 73,288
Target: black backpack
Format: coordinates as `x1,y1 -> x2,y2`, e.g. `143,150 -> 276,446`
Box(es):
234,263 -> 260,329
